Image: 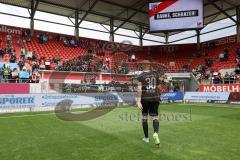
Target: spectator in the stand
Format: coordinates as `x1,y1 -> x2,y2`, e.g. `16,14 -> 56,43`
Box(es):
32,51 -> 37,61
235,65 -> 240,75
50,62 -> 55,70
24,30 -> 31,42
70,39 -> 77,48
0,48 -> 4,59
10,53 -> 16,63
39,33 -> 48,44
219,49 -> 229,61
7,47 -> 14,54
17,36 -> 23,47
26,51 -> 33,60
219,53 -> 225,61
131,53 -> 136,62
236,75 -> 240,83
18,58 -> 25,71
224,48 -> 229,60
19,67 -> 30,83
236,57 -> 240,63
198,64 -> 206,73
6,34 -> 12,46
0,68 -> 3,82
237,48 -> 240,57
63,37 -> 69,47
45,59 -> 51,70
31,71 -> 40,83
88,49 -> 93,56
224,72 -> 230,78
55,61 -> 62,71
0,37 -> 3,48
212,72 -> 222,84
182,64 -> 189,72
39,60 -> 46,70
103,62 -> 110,73
43,34 -> 48,44
223,72 -> 230,84
11,68 -> 19,83
106,56 -> 110,65
3,65 -> 11,81
99,40 -> 104,49
31,61 -> 39,72
205,58 -> 213,67
24,60 -> 32,72
21,47 -> 26,59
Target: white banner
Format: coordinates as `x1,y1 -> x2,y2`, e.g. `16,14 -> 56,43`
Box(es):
0,93 -> 137,109
184,92 -> 230,101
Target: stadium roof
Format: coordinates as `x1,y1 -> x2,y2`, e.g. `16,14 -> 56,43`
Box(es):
0,0 -> 239,42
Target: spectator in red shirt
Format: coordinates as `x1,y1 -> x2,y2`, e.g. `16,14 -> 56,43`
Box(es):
50,62 -> 55,70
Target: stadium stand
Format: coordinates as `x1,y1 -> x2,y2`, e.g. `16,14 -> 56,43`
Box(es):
0,25 -> 240,85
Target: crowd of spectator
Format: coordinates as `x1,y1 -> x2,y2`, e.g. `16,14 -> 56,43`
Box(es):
192,47 -> 240,84
1,30 -> 142,84
57,55 -> 110,73
193,66 -> 240,84
2,30 -> 240,86
0,33 -> 40,83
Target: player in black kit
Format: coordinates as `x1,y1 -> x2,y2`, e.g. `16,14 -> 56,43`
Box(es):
137,60 -> 162,146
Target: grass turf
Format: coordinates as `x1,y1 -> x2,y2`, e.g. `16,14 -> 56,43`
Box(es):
0,103 -> 240,160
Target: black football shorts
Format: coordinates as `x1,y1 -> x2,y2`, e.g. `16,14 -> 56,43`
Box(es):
141,100 -> 159,116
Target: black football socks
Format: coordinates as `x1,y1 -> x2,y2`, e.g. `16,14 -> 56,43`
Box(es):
153,119 -> 159,133
142,119 -> 148,138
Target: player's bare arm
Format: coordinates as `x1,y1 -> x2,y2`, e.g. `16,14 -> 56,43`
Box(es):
137,81 -> 143,111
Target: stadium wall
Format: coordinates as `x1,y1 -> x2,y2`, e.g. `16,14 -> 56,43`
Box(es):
0,83 -> 29,94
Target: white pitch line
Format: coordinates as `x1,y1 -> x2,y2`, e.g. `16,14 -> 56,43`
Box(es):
0,104 -> 239,119
0,110 -> 88,119
177,103 -> 240,108
0,113 -> 55,119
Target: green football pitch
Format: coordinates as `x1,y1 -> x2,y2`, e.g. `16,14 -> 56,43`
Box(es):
0,103 -> 240,160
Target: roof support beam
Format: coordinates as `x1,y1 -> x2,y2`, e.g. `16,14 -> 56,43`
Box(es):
236,7 -> 240,43
99,0 -> 147,14
143,30 -> 149,37
114,1 -> 147,32
221,0 -> 237,7
100,24 -> 110,32
68,17 -> 75,25
30,0 -> 39,36
99,0 -> 217,16
166,3 -> 239,37
78,0 -> 99,26
30,0 -> 39,18
2,0 -> 239,42
196,30 -> 202,56
75,10 -> 80,40
110,0 -> 143,23
169,24 -> 236,44
38,0 -> 148,28
0,10 -> 165,44
139,25 -> 143,47
207,0 -> 237,24
164,33 -> 169,44
109,17 -> 114,42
